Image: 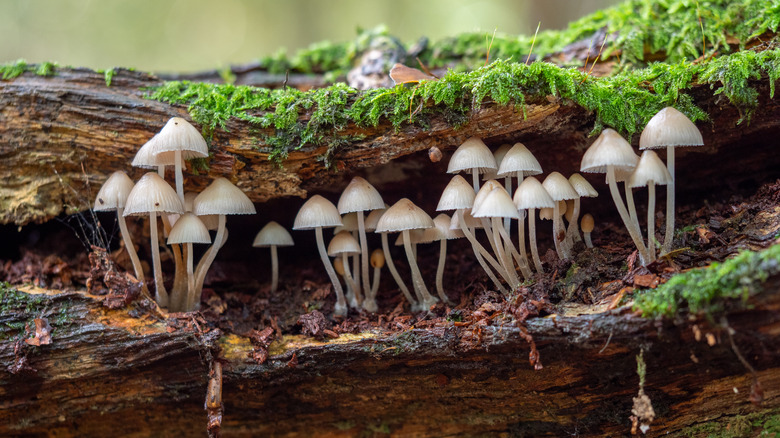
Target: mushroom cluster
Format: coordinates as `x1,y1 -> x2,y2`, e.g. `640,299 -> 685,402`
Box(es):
94,117 -> 256,312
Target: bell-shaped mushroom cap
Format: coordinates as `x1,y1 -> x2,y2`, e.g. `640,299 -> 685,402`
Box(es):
568,173 -> 598,198
437,175 -> 476,211
423,213 -> 463,242
447,137 -> 497,174
473,187 -> 520,219
340,212 -> 359,232
627,150 -> 673,188
482,143 -> 513,180
395,229 -> 425,245
580,129 -> 639,174
375,198 -> 434,233
328,230 -> 361,256
449,208 -> 483,230
497,143 -> 543,177
143,117 -> 209,158
193,177 -> 256,216
639,107 -> 703,149
293,195 -> 343,230
94,171 -> 135,211
539,207 -> 555,220
183,191 -> 219,229
132,139 -> 177,169
581,213 -> 595,233
513,176 -> 555,210
123,172 -> 184,216
472,180 -> 504,212
168,213 -> 211,245
542,172 -> 579,201
253,221 -> 294,248
364,206 -> 387,232
337,176 -> 384,214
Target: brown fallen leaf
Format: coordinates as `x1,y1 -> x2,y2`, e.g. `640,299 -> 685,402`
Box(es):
633,274 -> 661,289
389,63 -> 435,85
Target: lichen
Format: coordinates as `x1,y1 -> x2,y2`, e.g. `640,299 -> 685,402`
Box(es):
633,244 -> 780,318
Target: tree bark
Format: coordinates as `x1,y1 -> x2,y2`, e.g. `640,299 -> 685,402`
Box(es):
0,283 -> 777,437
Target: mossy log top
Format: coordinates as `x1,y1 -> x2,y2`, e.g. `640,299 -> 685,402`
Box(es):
0,281 -> 778,437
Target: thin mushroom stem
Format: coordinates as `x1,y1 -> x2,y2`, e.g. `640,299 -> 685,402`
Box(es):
174,150 -> 185,205
316,227 -> 347,316
402,230 -> 437,310
625,183 -> 641,239
471,169 -> 480,192
370,266 -> 381,302
528,208 -> 544,273
458,209 -> 508,294
270,245 -> 279,294
647,182 -> 657,262
381,232 -> 417,308
496,218 -> 532,280
584,232 -> 594,248
566,198 -> 583,245
503,176 -> 512,234
435,239 -> 451,304
662,146 -> 675,255
341,254 -> 360,299
184,242 -> 196,311
116,207 -> 145,290
514,172 -> 530,271
148,211 -> 168,307
195,214 -> 226,299
552,201 -> 565,259
492,217 -> 519,287
357,212 -> 370,306
480,218 -> 503,270
606,166 -> 651,264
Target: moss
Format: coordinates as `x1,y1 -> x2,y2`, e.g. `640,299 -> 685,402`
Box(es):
0,283 -> 77,341
633,244 -> 780,318
0,59 -> 58,80
677,409 -> 780,437
104,68 -> 115,87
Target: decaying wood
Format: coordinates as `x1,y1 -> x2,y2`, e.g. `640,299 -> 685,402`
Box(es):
1,66 -> 780,226
0,284 -> 777,437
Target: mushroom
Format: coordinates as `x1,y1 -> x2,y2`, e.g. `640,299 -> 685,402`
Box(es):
192,177 -> 256,304
376,199 -> 438,310
123,172 -> 184,307
581,213 -> 595,248
627,150 -> 672,261
472,186 -> 524,286
565,173 -> 598,247
447,137 -> 497,192
93,171 -> 145,288
368,248 -> 385,311
140,117 -> 208,205
372,210 -> 418,310
335,212 -> 361,308
253,221 -> 294,294
513,176 -> 554,273
293,195 -> 348,316
420,213 -> 463,304
167,213 -> 211,312
337,177 -> 384,306
438,175 -> 507,293
328,231 -> 362,303
580,128 -> 650,264
639,107 -> 704,255
497,142 -> 543,269
542,172 -> 579,259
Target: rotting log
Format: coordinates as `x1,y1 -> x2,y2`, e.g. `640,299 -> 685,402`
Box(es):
0,283 -> 777,437
2,65 -> 780,226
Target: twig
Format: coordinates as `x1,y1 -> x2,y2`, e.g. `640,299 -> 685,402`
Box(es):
485,28 -> 497,66
526,22 -> 541,65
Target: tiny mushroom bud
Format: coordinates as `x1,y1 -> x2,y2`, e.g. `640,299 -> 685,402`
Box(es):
581,213 -> 596,248
566,173 -> 598,248
253,221 -> 294,294
368,248 -> 385,311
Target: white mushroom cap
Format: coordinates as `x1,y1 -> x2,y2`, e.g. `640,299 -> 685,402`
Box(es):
142,117 -> 209,158
123,172 -> 184,216
328,231 -> 361,256
437,175 -> 476,211
132,140 -> 176,169
293,195 -> 343,230
513,176 -> 554,210
472,179 -> 504,212
472,187 -> 520,219
423,213 -> 463,242
253,221 -> 294,247
482,143 -> 513,180
497,142 -> 543,177
627,150 -> 673,188
580,129 -> 639,174
542,172 -> 579,201
639,107 -> 703,149
193,177 -> 256,216
568,173 -> 598,198
364,206 -> 387,232
168,213 -> 211,245
337,176 -> 384,214
183,191 -> 219,229
447,137 -> 497,175
449,208 -> 483,230
94,171 -> 135,211
375,198 -> 434,233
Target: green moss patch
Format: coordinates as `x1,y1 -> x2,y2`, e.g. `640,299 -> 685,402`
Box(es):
0,59 -> 57,80
633,244 -> 780,318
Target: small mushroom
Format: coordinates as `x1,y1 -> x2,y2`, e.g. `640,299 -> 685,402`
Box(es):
513,176 -> 554,273
447,137 -> 497,192
293,195 -> 347,317
581,213 -> 595,248
420,213 -> 462,304
328,231 -> 362,306
627,150 -> 672,261
566,173 -> 598,247
167,213 -> 211,312
472,186 -> 525,286
253,221 -> 294,294
367,249 -> 385,312
542,172 -> 579,259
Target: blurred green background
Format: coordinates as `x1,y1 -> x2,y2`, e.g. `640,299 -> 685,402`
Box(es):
0,0 -> 618,73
